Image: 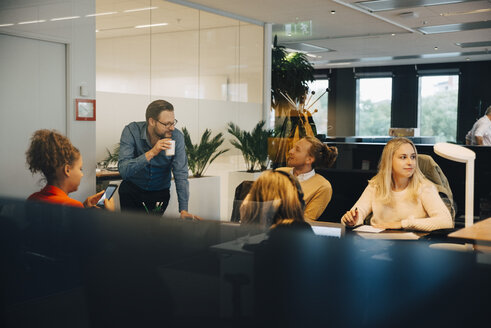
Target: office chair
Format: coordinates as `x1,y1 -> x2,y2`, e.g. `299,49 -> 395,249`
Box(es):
418,154 -> 456,222
230,180 -> 254,222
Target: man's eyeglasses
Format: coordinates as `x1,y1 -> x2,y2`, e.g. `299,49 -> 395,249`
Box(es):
155,119 -> 178,128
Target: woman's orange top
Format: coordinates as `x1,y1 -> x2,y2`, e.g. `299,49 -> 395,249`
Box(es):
28,185 -> 84,208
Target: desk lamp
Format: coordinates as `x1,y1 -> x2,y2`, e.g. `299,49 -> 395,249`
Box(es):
433,143 -> 476,228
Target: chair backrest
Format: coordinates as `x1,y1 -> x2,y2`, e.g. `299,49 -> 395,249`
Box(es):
230,180 -> 254,222
418,154 -> 456,221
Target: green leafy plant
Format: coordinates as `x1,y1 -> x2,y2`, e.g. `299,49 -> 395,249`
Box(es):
100,143 -> 120,168
182,127 -> 229,177
271,35 -> 314,115
227,121 -> 272,172
270,35 -> 319,167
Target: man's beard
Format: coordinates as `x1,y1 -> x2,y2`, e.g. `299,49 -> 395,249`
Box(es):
154,126 -> 172,139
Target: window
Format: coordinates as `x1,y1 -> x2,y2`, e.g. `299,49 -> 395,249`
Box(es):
307,79 -> 329,135
418,75 -> 459,143
356,77 -> 392,136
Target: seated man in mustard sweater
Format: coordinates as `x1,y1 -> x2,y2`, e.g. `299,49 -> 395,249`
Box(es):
277,136 -> 338,220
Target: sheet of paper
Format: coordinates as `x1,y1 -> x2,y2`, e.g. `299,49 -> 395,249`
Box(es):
353,225 -> 385,233
357,232 -> 421,240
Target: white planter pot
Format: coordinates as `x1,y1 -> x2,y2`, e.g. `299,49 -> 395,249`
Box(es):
165,175 -> 221,220
227,171 -> 262,221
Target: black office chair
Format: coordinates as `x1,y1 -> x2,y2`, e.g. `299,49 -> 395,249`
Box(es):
418,154 -> 456,221
230,181 -> 254,222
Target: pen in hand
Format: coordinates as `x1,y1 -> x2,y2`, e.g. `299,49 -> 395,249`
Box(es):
348,207 -> 359,227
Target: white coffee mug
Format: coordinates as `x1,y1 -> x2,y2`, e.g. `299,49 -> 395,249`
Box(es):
165,140 -> 175,156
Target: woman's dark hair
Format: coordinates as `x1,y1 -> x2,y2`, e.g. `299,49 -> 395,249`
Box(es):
26,129 -> 80,183
145,99 -> 174,123
303,136 -> 338,169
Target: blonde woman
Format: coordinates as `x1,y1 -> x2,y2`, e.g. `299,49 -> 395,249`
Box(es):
341,137 -> 452,232
277,136 -> 338,220
239,170 -> 309,230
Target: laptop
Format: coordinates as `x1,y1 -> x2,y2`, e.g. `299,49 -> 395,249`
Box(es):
309,221 -> 345,238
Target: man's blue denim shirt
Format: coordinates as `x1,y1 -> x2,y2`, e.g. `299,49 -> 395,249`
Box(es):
118,121 -> 189,212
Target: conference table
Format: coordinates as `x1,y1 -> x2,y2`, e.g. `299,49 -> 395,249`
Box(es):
95,169 -> 121,191
448,217 -> 491,248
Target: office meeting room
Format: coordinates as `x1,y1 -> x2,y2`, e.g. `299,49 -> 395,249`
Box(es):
1,0 -> 491,327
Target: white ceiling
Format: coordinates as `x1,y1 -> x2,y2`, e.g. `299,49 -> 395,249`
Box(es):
96,0 -> 491,68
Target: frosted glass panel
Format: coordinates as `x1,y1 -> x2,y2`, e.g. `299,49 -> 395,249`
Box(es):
0,34 -> 66,198
95,0 -> 264,219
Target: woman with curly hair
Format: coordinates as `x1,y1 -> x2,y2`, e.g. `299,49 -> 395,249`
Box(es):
341,137 -> 452,232
26,129 -> 114,210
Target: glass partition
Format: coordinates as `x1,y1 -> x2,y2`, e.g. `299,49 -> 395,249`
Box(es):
95,0 -> 264,171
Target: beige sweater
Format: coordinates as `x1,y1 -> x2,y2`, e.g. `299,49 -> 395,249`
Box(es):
352,181 -> 453,232
277,167 -> 333,220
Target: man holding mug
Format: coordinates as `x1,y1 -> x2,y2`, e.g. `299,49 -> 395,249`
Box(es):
118,99 -> 196,218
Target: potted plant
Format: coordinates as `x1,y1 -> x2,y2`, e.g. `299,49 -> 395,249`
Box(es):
99,143 -> 120,169
182,127 -> 229,178
270,35 -> 322,167
164,128 -> 229,220
227,120 -> 272,172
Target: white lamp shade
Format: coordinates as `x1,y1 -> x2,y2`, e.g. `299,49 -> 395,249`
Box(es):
433,142 -> 476,228
434,142 -> 475,163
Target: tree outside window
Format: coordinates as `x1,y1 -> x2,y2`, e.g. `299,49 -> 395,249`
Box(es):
418,75 -> 459,143
356,77 -> 392,136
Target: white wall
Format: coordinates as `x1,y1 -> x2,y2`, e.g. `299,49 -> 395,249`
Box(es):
0,0 -> 96,201
0,34 -> 66,198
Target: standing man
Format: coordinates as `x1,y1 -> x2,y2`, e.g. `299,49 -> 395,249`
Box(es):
466,105 -> 491,145
118,99 -> 196,219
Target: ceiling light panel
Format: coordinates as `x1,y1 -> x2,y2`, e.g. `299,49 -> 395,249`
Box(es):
418,20 -> 491,33
281,42 -> 331,53
456,40 -> 491,47
355,0 -> 481,12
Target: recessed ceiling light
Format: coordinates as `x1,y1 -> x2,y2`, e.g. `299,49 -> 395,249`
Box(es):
391,33 -> 396,36
124,7 -> 158,13
18,20 -> 46,25
86,12 -> 118,17
434,46 -> 438,50
466,57 -> 470,61
456,41 -> 491,48
135,22 -> 168,29
50,16 -> 80,21
328,62 -> 352,66
331,10 -> 336,14
355,0 -> 474,12
419,21 -> 491,34
441,8 -> 491,17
